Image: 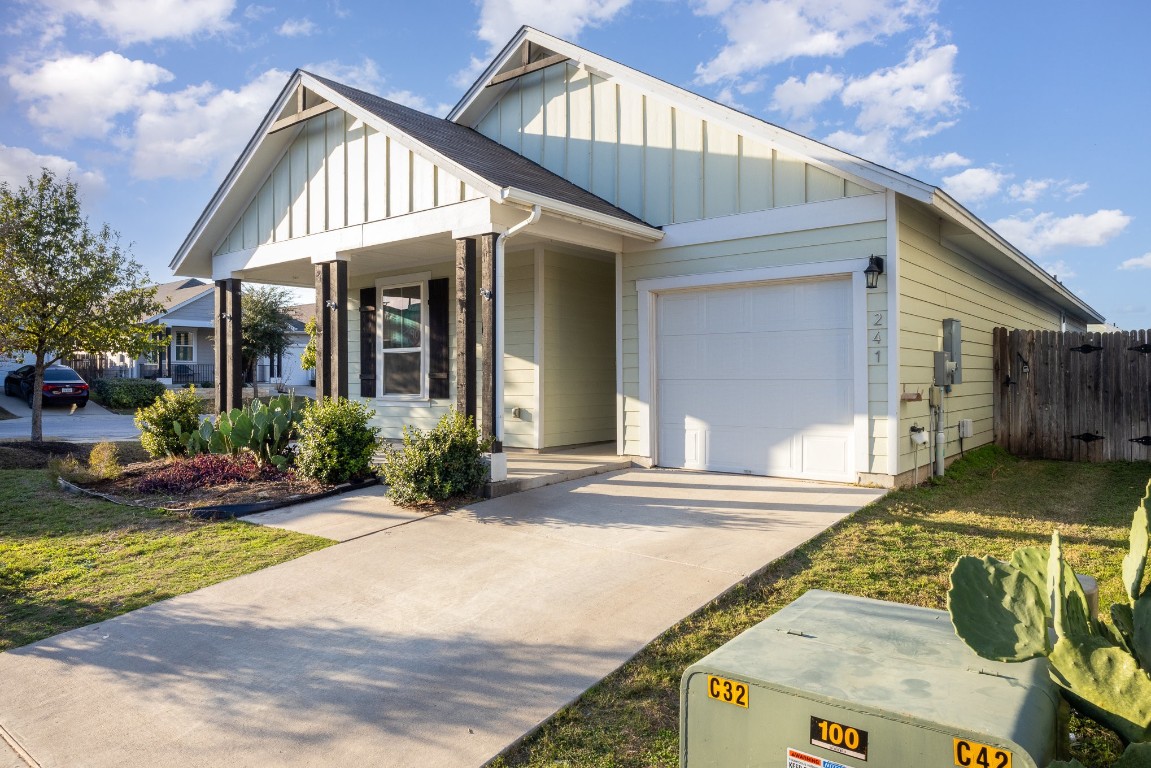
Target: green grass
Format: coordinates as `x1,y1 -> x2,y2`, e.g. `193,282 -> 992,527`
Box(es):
0,468 -> 334,651
491,446 -> 1149,768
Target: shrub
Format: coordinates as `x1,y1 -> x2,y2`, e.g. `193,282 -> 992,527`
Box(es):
91,378 -> 167,410
135,387 -> 204,458
136,453 -> 286,495
87,441 -> 120,480
47,454 -> 91,484
379,410 -> 491,505
295,398 -> 380,484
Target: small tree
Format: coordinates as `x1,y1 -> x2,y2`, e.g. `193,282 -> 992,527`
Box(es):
241,285 -> 294,400
300,316 -> 317,380
0,169 -> 163,441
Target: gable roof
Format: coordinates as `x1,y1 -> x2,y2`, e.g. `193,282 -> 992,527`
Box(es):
308,73 -> 649,228
147,278 -> 212,321
451,27 -> 1103,324
170,69 -> 658,277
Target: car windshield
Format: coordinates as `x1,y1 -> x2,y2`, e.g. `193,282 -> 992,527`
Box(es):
43,368 -> 81,382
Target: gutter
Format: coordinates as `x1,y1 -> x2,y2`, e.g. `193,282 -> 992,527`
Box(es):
499,187 -> 664,242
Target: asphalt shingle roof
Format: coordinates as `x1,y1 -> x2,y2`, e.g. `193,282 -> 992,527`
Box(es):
306,72 -> 652,229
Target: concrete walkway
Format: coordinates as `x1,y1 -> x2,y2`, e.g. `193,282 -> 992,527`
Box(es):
0,469 -> 884,767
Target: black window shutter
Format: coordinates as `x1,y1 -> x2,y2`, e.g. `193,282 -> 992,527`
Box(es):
359,287 -> 376,398
428,278 -> 449,399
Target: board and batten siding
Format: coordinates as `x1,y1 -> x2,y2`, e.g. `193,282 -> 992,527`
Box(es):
475,63 -> 873,228
543,251 -> 615,448
163,294 -> 215,326
215,108 -> 484,257
621,212 -> 890,473
895,200 -> 1067,478
345,256 -> 538,449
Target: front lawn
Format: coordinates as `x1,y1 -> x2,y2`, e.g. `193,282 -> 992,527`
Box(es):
492,446 -> 1149,768
0,465 -> 333,652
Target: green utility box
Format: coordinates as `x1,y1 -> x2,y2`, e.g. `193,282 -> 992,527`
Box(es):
681,590 -> 1059,767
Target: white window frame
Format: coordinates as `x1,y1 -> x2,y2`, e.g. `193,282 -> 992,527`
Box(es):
173,330 -> 196,363
375,272 -> 431,402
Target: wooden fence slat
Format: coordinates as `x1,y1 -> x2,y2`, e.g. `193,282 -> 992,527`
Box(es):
993,327 -> 1151,462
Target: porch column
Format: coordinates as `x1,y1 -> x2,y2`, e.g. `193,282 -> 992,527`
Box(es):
314,259 -> 349,401
454,237 -> 477,422
213,278 -> 243,414
479,232 -> 501,451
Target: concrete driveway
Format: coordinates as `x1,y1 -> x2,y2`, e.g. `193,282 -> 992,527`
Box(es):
0,391 -> 140,442
0,469 -> 885,767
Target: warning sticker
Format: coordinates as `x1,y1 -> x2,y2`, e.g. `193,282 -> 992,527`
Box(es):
787,747 -> 852,768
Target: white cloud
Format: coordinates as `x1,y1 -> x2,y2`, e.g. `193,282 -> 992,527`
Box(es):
41,0 -> 236,44
131,69 -> 287,180
1119,253 -> 1151,271
770,69 -> 844,120
8,52 -> 173,143
992,209 -> 1132,255
1039,259 -> 1076,280
1063,182 -> 1089,200
943,166 -> 1007,204
277,18 -> 317,37
0,145 -> 104,191
1008,178 -> 1051,203
243,4 -> 272,20
839,33 -> 962,137
303,58 -> 384,92
926,151 -> 969,171
695,0 -> 936,84
475,0 -> 632,49
823,129 -> 902,168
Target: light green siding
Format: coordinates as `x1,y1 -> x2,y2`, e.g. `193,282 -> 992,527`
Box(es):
476,62 -> 876,227
502,250 -> 537,448
543,252 -> 615,448
215,108 -> 482,257
896,200 -> 1065,477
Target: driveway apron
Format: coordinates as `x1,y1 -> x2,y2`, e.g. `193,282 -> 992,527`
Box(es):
0,469 -> 884,767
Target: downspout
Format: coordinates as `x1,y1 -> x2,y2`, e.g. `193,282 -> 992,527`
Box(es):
494,203 -> 541,445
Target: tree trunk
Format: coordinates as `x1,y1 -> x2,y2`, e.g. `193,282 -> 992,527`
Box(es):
30,357 -> 44,442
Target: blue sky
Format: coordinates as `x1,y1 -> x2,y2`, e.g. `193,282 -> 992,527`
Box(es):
1,0 -> 1147,327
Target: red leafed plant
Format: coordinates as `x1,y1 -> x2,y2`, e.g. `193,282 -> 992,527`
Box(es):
136,453 -> 289,495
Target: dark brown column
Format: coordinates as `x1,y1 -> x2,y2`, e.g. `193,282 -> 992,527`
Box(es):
455,237 -> 477,422
478,232 -> 500,451
314,260 -> 349,401
213,278 -> 242,414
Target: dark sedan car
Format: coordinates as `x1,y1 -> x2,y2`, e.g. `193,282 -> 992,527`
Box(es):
3,364 -> 90,407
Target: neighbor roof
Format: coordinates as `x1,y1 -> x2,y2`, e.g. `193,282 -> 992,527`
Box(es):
150,278 -> 212,318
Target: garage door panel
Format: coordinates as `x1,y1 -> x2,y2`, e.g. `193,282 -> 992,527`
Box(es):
657,277 -> 855,481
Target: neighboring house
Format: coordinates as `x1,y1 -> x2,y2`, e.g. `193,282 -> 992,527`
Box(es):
135,278 -> 216,384
170,27 -> 1102,488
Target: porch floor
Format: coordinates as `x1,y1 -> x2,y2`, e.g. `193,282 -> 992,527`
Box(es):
490,443 -> 633,498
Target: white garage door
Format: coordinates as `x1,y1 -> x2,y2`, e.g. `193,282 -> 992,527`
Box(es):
657,277 -> 855,481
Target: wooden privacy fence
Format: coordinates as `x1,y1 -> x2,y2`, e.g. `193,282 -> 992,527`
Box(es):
994,327 -> 1151,461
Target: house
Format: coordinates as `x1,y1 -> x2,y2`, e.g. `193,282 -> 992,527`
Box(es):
170,27 -> 1102,488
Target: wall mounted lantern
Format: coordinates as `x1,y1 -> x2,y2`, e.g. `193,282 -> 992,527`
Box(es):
324,299 -> 339,310
864,255 -> 885,289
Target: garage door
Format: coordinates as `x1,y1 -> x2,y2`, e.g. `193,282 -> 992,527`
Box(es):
657,277 -> 854,481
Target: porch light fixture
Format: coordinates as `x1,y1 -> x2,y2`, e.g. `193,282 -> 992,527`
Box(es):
864,255 -> 885,289
219,312 -> 231,321
324,299 -> 339,310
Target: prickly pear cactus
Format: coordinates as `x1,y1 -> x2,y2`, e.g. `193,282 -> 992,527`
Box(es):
948,480 -> 1151,757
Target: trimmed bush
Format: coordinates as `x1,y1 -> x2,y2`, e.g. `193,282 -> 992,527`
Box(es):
295,398 -> 380,484
135,387 -> 204,458
90,378 -> 167,410
379,410 -> 491,505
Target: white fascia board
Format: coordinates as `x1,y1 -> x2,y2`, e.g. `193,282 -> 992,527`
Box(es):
451,28 -> 935,203
625,193 -> 886,253
929,189 -> 1104,323
171,71 -> 304,274
500,187 -> 663,242
299,74 -> 504,203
